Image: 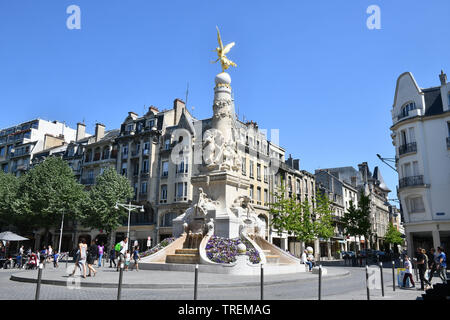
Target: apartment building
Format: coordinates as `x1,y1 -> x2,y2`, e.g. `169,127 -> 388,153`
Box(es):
0,119 -> 76,175
390,70 -> 450,254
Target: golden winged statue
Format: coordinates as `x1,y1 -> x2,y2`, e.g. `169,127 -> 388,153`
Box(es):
213,26 -> 237,72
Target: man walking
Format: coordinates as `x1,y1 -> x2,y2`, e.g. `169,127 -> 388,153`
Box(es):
116,237 -> 128,271
109,246 -> 116,268
427,248 -> 437,283
436,247 -> 447,284
415,247 -> 431,290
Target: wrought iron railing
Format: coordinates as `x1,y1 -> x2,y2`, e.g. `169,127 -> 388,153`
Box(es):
399,175 -> 423,188
398,142 -> 417,156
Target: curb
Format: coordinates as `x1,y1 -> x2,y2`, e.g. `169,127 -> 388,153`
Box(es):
10,270 -> 350,289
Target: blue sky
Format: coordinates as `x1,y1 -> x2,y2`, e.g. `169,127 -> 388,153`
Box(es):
1,0 -> 449,202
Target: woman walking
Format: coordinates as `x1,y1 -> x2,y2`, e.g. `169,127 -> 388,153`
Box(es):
97,243 -> 104,268
402,255 -> 415,288
71,238 -> 87,278
87,240 -> 98,277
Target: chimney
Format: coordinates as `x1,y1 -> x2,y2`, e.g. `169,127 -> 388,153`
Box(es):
293,159 -> 300,171
439,70 -> 447,85
149,106 -> 159,114
76,123 -> 86,141
95,123 -> 105,142
173,98 -> 186,125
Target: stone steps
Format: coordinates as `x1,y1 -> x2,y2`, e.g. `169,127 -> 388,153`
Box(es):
166,253 -> 200,264
176,249 -> 199,255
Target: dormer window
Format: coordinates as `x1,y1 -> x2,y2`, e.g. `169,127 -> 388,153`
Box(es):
164,138 -> 171,150
399,102 -> 416,120
127,124 -> 133,132
148,119 -> 155,128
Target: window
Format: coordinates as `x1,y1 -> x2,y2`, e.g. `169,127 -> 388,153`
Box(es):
122,145 -> 128,155
2,164 -> 8,173
24,131 -> 31,139
257,163 -> 261,180
408,127 -> 415,143
400,102 -> 416,118
257,187 -> 261,202
121,163 -> 127,176
143,142 -> 150,150
410,196 -> 425,213
141,182 -> 148,194
142,159 -> 149,173
127,124 -> 133,132
164,139 -> 171,150
160,185 -> 168,202
31,122 -> 39,129
162,212 -> 177,227
0,147 -> 4,157
148,119 -> 155,128
176,158 -> 188,174
175,182 -> 188,200
264,189 -> 268,205
249,160 -> 254,178
296,179 -> 300,194
264,166 -> 268,183
249,185 -> 254,200
241,157 -> 246,175
162,161 -> 169,177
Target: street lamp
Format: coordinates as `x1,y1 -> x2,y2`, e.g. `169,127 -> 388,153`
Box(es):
115,201 -> 145,250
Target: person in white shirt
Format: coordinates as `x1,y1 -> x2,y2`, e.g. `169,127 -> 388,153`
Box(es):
302,250 -> 313,271
402,255 -> 415,288
116,237 -> 128,271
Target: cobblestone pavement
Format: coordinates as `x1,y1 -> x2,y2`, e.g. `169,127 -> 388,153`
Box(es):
0,266 -> 441,300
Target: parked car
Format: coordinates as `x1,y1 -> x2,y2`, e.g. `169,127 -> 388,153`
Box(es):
342,251 -> 355,258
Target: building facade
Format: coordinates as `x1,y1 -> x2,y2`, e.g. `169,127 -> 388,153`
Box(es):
390,71 -> 450,255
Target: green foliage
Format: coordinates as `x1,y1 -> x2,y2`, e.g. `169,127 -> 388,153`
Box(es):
82,167 -> 134,233
384,222 -> 403,245
341,191 -> 372,241
269,179 -> 335,244
19,156 -> 87,230
314,191 -> 335,240
0,171 -> 22,226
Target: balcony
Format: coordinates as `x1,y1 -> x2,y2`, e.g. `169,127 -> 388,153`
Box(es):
398,142 -> 417,156
399,175 -> 424,189
447,137 -> 450,149
397,107 -> 422,122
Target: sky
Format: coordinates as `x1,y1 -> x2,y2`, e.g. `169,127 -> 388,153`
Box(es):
1,0 -> 449,203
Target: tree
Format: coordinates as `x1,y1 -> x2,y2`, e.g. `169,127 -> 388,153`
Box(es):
269,178 -> 291,237
0,172 -> 22,227
314,191 -> 335,241
384,222 -> 403,247
19,156 -> 87,243
82,167 -> 134,237
341,191 -> 372,251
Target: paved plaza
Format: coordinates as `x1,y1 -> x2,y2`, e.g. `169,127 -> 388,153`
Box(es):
0,264 -> 443,300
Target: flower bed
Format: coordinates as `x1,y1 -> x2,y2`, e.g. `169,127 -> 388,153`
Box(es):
139,237 -> 176,258
205,236 -> 261,264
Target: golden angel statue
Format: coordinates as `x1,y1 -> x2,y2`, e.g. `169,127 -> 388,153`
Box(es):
213,26 -> 237,72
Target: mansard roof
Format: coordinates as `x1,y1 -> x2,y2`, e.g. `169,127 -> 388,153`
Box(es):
422,87 -> 443,116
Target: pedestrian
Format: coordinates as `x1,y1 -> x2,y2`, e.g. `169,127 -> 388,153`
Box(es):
131,246 -> 140,271
415,247 -> 431,290
436,247 -> 447,284
402,255 -> 415,288
53,251 -> 59,268
427,248 -> 437,283
301,249 -> 312,271
116,237 -> 128,271
109,246 -> 116,268
71,238 -> 87,278
19,245 -> 24,256
97,243 -> 104,268
421,248 -> 431,289
124,250 -> 131,271
87,240 -> 98,277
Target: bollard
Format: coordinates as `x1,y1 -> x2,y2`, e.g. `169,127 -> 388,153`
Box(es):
392,261 -> 396,291
117,263 -> 124,300
260,264 -> 264,300
379,262 -> 384,297
194,264 -> 198,300
35,263 -> 44,300
365,265 -> 370,300
318,265 -> 322,300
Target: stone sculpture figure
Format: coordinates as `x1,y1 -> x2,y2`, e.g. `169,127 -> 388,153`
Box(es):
203,129 -> 224,167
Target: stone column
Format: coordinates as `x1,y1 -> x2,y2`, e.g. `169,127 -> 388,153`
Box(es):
432,228 -> 441,249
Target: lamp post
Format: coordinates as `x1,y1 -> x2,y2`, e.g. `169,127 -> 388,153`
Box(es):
115,201 -> 145,250
58,211 -> 65,255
